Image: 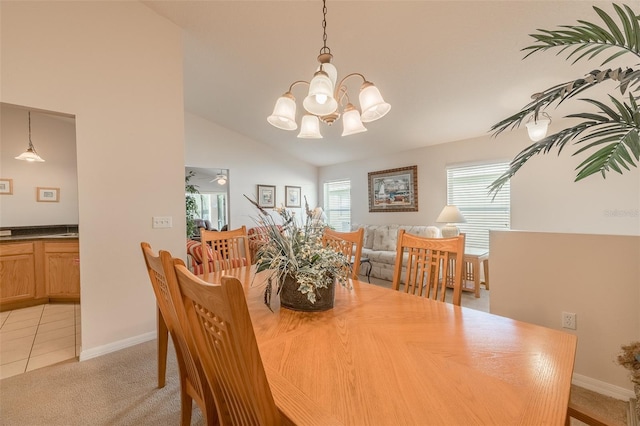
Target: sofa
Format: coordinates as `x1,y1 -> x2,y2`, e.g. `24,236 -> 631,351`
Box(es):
351,224 -> 441,281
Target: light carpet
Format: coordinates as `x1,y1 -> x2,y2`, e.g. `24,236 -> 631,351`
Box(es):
0,339 -> 204,426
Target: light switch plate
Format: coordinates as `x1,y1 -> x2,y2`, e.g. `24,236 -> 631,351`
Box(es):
152,216 -> 173,229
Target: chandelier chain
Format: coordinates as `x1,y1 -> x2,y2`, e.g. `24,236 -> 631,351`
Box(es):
320,0 -> 330,55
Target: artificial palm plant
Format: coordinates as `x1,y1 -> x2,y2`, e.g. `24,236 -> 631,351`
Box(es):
490,3 -> 640,194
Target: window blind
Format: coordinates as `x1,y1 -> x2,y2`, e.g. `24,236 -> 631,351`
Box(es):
324,180 -> 351,232
446,163 -> 510,250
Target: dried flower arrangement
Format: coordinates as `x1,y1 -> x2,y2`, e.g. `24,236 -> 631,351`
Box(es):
617,341 -> 640,417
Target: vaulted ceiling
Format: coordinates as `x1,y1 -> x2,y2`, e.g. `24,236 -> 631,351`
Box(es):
143,1 -> 618,166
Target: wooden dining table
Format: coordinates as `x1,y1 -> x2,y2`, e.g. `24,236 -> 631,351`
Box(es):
201,266 -> 577,425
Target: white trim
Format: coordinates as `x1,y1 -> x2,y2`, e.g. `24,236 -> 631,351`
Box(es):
572,373 -> 635,401
78,331 -> 157,361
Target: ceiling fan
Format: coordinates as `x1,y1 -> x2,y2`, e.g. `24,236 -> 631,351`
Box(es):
210,170 -> 227,185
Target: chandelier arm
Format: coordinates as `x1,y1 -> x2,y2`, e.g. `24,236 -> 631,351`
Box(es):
334,72 -> 366,100
335,85 -> 350,108
287,80 -> 310,93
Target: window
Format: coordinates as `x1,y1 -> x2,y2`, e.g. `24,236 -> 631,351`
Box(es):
446,162 -> 510,250
324,180 -> 351,232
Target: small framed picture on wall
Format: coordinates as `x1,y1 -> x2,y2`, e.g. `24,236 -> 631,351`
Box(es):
257,184 -> 276,208
0,179 -> 13,195
37,187 -> 60,202
285,186 -> 301,208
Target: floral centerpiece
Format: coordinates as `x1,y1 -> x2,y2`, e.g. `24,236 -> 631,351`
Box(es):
244,195 -> 350,311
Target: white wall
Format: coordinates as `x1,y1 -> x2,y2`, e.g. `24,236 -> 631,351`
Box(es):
491,230 -> 640,397
319,128 -> 639,236
184,112 -> 318,228
1,1 -> 186,356
1,105 -> 78,226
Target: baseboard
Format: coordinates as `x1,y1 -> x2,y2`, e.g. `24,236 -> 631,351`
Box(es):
573,373 -> 636,401
78,331 -> 157,361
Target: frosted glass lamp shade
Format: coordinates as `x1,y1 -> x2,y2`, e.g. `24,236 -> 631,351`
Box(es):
15,147 -> 45,162
436,205 -> 466,238
359,83 -> 390,123
526,118 -> 550,142
267,94 -> 298,130
303,70 -> 337,116
297,115 -> 323,138
319,62 -> 337,87
341,104 -> 367,136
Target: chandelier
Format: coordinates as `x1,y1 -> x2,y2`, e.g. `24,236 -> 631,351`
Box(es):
267,0 -> 390,138
15,111 -> 45,162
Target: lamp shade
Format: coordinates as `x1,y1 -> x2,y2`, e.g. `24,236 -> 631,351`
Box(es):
436,205 -> 466,224
341,104 -> 367,136
297,115 -> 323,138
526,118 -> 550,142
267,93 -> 297,130
436,205 -> 466,238
359,83 -> 390,123
15,147 -> 45,162
303,70 -> 337,116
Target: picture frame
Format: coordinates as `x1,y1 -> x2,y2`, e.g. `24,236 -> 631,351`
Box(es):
0,178 -> 13,195
37,187 -> 60,202
368,165 -> 418,212
257,184 -> 276,208
285,185 -> 302,208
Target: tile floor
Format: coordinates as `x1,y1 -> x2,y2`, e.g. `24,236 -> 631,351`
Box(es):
0,303 -> 81,379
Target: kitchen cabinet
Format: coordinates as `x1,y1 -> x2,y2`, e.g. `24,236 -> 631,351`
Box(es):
44,241 -> 80,300
0,242 -> 38,304
0,238 -> 79,311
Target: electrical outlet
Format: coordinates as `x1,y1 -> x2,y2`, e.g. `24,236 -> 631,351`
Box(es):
562,312 -> 576,330
152,216 -> 173,229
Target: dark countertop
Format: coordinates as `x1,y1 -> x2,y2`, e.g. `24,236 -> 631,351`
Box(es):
0,225 -> 79,242
0,233 -> 79,242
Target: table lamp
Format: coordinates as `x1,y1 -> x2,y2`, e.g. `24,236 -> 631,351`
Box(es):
436,205 -> 466,238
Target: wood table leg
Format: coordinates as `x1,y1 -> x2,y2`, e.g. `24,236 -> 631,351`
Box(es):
472,259 -> 481,298
157,306 -> 168,388
482,258 -> 490,290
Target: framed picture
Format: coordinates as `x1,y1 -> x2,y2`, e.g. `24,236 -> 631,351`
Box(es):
257,184 -> 276,208
368,165 -> 418,212
37,187 -> 60,202
0,178 -> 13,195
285,185 -> 301,208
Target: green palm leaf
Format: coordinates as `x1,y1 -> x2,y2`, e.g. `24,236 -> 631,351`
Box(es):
489,3 -> 640,196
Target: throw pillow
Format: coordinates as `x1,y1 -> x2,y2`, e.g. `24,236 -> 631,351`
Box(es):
372,227 -> 396,252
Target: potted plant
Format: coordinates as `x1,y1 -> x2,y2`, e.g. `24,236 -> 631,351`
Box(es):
617,342 -> 640,418
244,194 -> 350,312
185,171 -> 200,238
490,3 -> 639,194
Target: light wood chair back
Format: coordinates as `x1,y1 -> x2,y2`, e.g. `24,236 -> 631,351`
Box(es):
200,226 -> 251,278
321,227 -> 364,279
140,243 -> 217,426
173,264 -> 283,425
391,230 -> 465,306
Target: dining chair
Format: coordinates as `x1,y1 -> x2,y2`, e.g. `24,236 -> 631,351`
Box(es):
200,226 -> 251,278
321,227 -> 364,279
172,264 -> 284,425
140,243 -> 217,426
391,230 -> 465,306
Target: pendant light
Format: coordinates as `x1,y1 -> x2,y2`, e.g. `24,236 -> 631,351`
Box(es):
526,112 -> 552,142
267,0 -> 390,139
15,111 -> 45,162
